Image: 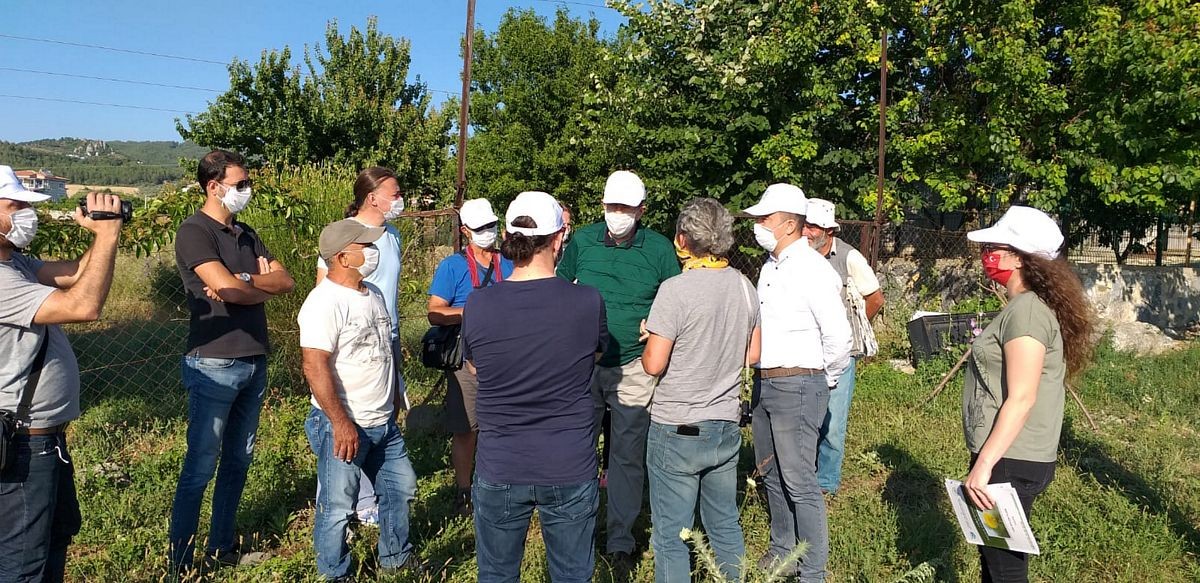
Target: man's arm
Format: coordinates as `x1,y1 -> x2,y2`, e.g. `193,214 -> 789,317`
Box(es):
427,295 -> 462,326
301,347 -> 360,463
33,194 -> 123,324
641,333 -> 673,376
249,258 -> 294,295
809,264 -> 853,386
193,261 -> 273,305
36,255 -> 85,289
864,289 -> 884,321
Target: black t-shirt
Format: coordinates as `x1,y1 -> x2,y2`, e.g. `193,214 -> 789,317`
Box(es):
175,211 -> 274,358
462,276 -> 608,486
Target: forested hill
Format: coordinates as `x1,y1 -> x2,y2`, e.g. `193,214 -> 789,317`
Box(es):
1,138 -> 207,186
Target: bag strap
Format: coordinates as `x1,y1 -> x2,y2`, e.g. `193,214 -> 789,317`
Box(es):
465,247 -> 501,289
16,331 -> 50,426
736,276 -> 756,385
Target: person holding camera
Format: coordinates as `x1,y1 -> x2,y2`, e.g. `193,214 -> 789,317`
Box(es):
169,150 -> 295,574
0,165 -> 124,581
640,198 -> 761,583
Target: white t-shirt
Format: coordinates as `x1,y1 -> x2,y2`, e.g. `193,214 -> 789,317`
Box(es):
298,279 -> 395,427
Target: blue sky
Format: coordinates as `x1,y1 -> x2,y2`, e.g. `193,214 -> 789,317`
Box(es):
0,0 -> 625,143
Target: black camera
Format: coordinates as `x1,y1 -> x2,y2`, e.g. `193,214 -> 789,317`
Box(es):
78,198 -> 133,222
738,401 -> 753,427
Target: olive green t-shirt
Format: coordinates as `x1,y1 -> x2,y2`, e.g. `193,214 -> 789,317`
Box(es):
963,291 -> 1065,463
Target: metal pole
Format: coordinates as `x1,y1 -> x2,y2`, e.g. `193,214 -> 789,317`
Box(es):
1186,195 -> 1196,266
871,29 -> 888,268
454,0 -> 476,251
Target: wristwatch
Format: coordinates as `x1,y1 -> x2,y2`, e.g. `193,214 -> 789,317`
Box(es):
236,272 -> 252,283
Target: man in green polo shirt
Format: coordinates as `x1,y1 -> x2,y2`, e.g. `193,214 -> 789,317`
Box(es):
557,170 -> 680,576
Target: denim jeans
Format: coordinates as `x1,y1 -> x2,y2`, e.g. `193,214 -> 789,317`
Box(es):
473,476 -> 598,582
305,408 -> 417,579
0,433 -> 81,583
647,420 -> 745,583
751,374 -> 830,583
169,354 -> 267,571
973,456 -> 1056,583
817,357 -> 857,494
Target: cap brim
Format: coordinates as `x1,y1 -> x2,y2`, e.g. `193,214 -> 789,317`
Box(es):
742,202 -> 776,216
355,226 -> 387,244
966,226 -> 1010,245
0,190 -> 51,203
463,216 -> 499,229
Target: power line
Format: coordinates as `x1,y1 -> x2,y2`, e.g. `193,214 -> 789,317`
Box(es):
0,67 -> 222,93
0,94 -> 198,115
520,0 -> 615,9
0,33 -> 228,66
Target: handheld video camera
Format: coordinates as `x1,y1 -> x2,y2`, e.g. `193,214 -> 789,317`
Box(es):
78,198 -> 133,222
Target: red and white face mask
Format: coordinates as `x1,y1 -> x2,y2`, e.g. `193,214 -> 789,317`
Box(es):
981,249 -> 1014,286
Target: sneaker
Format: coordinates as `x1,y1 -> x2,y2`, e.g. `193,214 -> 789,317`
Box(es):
203,545 -> 269,571
609,550 -> 636,581
356,506 -> 380,526
454,488 -> 473,517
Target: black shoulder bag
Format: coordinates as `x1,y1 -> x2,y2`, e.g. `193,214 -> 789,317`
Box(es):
421,255 -> 497,371
1,333 -> 50,472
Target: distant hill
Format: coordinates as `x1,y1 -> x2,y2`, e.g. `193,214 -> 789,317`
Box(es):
1,138 -> 208,187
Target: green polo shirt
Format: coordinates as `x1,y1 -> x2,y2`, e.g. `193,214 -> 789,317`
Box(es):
557,221 -> 680,367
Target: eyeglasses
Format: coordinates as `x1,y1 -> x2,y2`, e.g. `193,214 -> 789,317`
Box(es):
220,178 -> 253,191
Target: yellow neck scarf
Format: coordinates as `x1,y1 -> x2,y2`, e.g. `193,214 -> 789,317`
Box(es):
675,240 -> 729,271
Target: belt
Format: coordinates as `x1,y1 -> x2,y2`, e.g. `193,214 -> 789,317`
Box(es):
757,367 -> 824,379
17,423 -> 68,436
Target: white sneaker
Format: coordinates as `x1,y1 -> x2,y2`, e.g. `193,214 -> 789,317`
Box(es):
357,506 -> 380,527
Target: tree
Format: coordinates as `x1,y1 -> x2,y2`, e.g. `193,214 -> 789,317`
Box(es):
177,18 -> 453,192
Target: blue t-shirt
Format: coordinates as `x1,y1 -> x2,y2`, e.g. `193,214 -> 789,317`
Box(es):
462,277 -> 608,486
318,222 -> 403,340
427,252 -> 514,307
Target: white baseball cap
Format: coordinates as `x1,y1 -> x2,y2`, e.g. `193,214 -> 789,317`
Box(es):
0,166 -> 50,203
743,183 -> 807,216
602,170 -> 645,206
459,198 -> 499,230
805,198 -> 839,230
506,191 -> 564,236
968,206 -> 1064,259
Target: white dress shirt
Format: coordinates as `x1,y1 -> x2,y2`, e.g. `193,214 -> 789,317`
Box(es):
757,238 -> 853,386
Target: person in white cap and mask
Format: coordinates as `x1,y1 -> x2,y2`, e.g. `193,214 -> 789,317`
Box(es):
0,165 -> 125,580
300,218 -> 419,580
427,198 -> 513,516
170,150 -> 295,574
742,183 -> 851,582
963,206 -> 1093,582
462,191 -> 607,581
556,170 -> 679,575
801,198 -> 884,496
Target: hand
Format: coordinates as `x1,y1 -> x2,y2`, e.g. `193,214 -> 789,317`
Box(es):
638,319 -> 649,343
257,256 -> 271,275
75,192 -> 123,237
963,461 -> 995,510
331,418 -> 360,463
203,286 -> 224,302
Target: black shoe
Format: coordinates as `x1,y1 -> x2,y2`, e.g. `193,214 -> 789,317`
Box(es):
454,488 -> 473,517
609,550 -> 636,580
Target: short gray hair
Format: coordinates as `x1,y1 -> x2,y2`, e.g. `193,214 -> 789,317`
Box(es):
676,197 -> 735,258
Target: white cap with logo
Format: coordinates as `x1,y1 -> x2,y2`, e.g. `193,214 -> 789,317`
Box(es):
967,206 -> 1064,259
0,166 -> 50,203
459,198 -> 499,230
805,198 -> 839,230
743,183 -> 807,216
506,191 -> 564,236
602,170 -> 646,207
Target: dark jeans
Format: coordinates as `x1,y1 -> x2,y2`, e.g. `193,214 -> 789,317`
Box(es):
0,433 -> 81,583
971,455 -> 1056,583
473,476 -> 598,582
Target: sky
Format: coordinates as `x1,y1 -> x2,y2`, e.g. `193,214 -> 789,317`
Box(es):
0,0 -> 626,143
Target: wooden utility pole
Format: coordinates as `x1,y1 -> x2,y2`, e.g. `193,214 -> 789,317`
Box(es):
454,0 -> 477,250
871,29 -> 888,268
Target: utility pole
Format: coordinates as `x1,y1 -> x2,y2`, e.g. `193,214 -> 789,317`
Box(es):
454,0 -> 477,251
871,29 -> 888,268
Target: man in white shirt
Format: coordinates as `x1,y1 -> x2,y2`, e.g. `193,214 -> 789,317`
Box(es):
743,184 -> 852,583
802,199 -> 885,497
299,219 -> 418,580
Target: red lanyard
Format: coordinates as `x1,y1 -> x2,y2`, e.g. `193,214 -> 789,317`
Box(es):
465,245 -> 503,288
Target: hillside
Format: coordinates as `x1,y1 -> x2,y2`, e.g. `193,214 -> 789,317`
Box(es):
1,138 -> 207,187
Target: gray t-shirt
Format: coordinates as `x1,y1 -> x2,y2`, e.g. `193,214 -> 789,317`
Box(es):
0,253 -> 81,429
963,291 -> 1065,463
645,267 -> 759,425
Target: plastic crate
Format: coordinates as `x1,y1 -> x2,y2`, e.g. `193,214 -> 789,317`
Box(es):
907,311 -> 999,364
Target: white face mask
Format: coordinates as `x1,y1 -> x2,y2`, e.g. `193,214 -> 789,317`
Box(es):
2,208 -> 38,249
605,211 -> 637,239
381,198 -> 405,221
357,245 -> 380,278
754,223 -> 780,253
220,184 -> 253,214
471,226 -> 497,250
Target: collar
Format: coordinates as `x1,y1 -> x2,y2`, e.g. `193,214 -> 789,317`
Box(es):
600,223 -> 645,248
197,210 -> 243,236
768,239 -> 803,266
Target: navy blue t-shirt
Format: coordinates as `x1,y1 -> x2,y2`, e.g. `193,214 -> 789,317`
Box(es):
462,276 -> 608,486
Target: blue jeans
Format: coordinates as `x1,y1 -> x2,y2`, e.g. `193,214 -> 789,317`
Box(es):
751,374 -> 830,583
169,354 -> 267,571
647,420 -> 745,583
473,476 -> 598,582
0,433 -> 81,583
305,408 -> 416,579
817,357 -> 857,494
